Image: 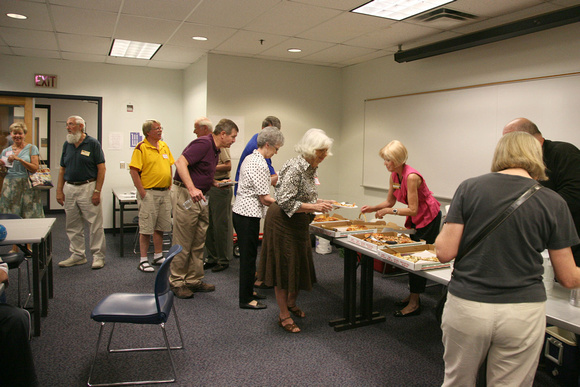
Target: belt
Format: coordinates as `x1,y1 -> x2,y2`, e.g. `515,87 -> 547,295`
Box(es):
146,187 -> 170,191
66,178 -> 96,186
173,180 -> 186,188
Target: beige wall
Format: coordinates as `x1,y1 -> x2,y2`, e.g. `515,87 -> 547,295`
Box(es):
0,57 -> 184,227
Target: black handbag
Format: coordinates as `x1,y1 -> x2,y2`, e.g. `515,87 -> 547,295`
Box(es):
435,183 -> 541,324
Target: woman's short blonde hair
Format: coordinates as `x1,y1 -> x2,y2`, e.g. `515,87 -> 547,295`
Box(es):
379,140 -> 407,167
295,128 -> 333,159
491,131 -> 547,180
9,122 -> 27,135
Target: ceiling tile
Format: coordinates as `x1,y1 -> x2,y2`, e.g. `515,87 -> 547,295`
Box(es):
61,52 -> 107,63
244,1 -> 341,36
186,0 -> 280,29
48,0 -> 122,13
289,0 -> 370,11
121,0 -> 201,21
51,4 -> 117,37
0,27 -> 58,50
114,14 -> 181,43
57,33 -> 111,55
0,0 -> 53,31
11,47 -> 61,59
165,22 -> 237,49
105,56 -> 150,66
259,37 -> 335,59
297,10 -> 395,44
153,44 -> 205,63
213,30 -> 288,55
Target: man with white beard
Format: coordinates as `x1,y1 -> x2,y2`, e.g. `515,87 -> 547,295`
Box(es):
56,115 -> 107,269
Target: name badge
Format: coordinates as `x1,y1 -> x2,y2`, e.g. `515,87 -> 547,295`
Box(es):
393,183 -> 401,190
314,177 -> 320,185
81,150 -> 90,156
162,154 -> 169,159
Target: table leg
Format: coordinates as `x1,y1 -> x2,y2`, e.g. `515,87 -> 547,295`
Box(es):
112,193 -> 117,237
47,233 -> 53,299
329,248 -> 385,331
32,242 -> 41,336
120,202 -> 124,257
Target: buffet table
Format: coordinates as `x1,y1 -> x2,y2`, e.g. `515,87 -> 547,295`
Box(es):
315,231 -> 580,334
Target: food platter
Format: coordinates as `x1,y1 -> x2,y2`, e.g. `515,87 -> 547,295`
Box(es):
217,180 -> 236,187
378,244 -> 451,271
347,231 -> 425,252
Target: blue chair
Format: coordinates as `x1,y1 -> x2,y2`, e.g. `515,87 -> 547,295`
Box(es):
0,213 -> 32,308
87,244 -> 184,386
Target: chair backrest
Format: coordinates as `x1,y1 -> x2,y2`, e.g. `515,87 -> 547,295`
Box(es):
0,213 -> 22,220
154,244 -> 182,315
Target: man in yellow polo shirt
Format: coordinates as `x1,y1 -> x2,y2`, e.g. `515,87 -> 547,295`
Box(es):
130,119 -> 174,272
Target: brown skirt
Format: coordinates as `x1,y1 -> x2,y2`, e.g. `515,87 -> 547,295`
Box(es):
258,202 -> 316,293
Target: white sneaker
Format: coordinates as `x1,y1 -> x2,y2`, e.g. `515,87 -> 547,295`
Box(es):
91,259 -> 105,270
59,256 -> 87,268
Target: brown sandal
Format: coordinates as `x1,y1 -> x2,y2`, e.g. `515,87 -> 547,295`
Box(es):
288,305 -> 306,318
278,316 -> 300,333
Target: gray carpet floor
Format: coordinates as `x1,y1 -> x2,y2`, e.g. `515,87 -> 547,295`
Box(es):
3,213 -> 562,386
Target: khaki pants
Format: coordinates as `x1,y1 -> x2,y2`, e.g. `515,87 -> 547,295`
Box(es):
169,185 -> 209,288
63,182 -> 106,261
441,292 -> 546,387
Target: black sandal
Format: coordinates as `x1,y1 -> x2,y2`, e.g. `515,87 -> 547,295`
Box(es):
288,305 -> 305,318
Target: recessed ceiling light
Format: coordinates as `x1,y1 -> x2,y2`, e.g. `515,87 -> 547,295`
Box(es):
7,13 -> 27,20
352,0 -> 454,21
288,48 -> 302,53
109,39 -> 161,60
192,36 -> 208,41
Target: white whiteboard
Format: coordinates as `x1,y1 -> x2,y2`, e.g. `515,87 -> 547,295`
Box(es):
363,72 -> 580,199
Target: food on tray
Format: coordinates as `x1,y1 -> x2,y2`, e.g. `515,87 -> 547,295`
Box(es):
362,232 -> 414,246
345,225 -> 368,231
331,201 -> 357,208
313,214 -> 341,222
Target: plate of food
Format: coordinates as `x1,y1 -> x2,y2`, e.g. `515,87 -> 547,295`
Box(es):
331,201 -> 358,208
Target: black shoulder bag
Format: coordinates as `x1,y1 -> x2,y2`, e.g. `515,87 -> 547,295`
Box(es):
435,183 -> 542,324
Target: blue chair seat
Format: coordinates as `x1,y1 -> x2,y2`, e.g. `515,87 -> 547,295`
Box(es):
91,292 -> 173,325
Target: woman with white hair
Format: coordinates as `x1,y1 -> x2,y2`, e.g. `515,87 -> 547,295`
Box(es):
258,128 -> 334,333
436,131 -> 580,386
233,127 -> 284,310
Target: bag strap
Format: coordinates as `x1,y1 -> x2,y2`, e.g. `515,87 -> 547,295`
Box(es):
455,183 -> 542,263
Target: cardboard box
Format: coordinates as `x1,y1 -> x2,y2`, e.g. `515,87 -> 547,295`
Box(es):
309,220 -> 386,238
347,231 -> 425,252
378,244 -> 451,271
311,213 -> 347,223
543,326 -> 579,385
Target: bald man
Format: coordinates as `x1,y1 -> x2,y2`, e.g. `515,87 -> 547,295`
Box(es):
503,118 -> 580,266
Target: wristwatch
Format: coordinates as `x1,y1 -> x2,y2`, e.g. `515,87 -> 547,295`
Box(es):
392,208 -> 398,215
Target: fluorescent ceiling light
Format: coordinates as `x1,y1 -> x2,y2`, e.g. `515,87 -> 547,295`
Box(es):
352,0 -> 454,21
7,13 -> 27,20
287,48 -> 302,53
109,39 -> 161,60
192,36 -> 208,41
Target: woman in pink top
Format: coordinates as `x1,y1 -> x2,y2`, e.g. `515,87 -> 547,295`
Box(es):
361,140 -> 441,317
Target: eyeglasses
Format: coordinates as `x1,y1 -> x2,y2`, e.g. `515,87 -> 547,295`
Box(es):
153,127 -> 163,131
66,122 -> 78,127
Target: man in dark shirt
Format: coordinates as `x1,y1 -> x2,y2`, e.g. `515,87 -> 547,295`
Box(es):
170,118 -> 238,299
56,116 -> 106,269
503,117 -> 580,265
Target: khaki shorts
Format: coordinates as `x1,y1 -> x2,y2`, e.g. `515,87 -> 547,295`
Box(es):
137,189 -> 172,235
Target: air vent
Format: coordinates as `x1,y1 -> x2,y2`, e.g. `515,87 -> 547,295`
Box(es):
415,8 -> 477,23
